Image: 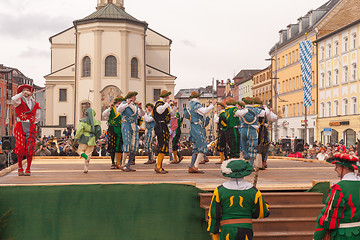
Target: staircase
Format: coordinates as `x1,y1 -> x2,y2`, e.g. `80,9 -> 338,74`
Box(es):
199,191 -> 324,240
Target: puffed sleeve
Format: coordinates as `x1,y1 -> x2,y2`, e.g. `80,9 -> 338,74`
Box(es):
207,186 -> 222,234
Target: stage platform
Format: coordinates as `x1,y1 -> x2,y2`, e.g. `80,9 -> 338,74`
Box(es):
0,156 -> 338,191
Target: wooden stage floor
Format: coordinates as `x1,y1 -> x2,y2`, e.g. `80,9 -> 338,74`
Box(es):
0,156 -> 338,191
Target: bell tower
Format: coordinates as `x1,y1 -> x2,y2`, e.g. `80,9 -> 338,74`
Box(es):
97,0 -> 124,10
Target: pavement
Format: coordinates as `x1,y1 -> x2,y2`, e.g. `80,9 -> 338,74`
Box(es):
0,156 -> 339,191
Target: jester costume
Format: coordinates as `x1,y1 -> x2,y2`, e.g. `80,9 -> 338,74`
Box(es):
75,108 -> 102,173
102,103 -> 123,168
12,84 -> 41,176
153,91 -> 173,173
313,154 -> 360,240
208,159 -> 269,240
224,103 -> 241,158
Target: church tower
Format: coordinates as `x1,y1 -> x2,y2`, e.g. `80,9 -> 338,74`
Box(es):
97,0 -> 124,10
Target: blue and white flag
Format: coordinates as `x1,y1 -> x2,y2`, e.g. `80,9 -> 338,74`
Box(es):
299,40 -> 312,107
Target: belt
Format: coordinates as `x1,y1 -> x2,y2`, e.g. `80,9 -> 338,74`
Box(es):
158,121 -> 165,123
339,222 -> 360,228
220,219 -> 252,226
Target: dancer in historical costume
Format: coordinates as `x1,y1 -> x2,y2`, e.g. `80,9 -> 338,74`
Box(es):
224,98 -> 241,159
208,159 -> 269,240
237,97 -> 277,165
313,154 -> 360,240
214,101 -> 227,164
254,97 -> 270,170
75,108 -> 102,173
153,90 -> 175,174
117,91 -> 145,172
187,91 -> 216,173
102,96 -> 124,169
11,84 -> 41,176
171,107 -> 184,164
143,103 -> 156,164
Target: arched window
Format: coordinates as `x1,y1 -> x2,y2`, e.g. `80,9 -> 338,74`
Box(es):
334,100 -> 339,116
352,33 -> 357,49
352,63 -> 357,81
320,102 -> 325,117
344,129 -> 356,147
131,57 -> 138,78
343,66 -> 348,83
320,73 -> 325,88
326,101 -> 331,117
105,55 -> 117,76
334,69 -> 339,85
343,98 -> 348,115
82,56 -> 91,77
334,41 -> 339,55
351,97 -> 357,114
327,71 -> 331,87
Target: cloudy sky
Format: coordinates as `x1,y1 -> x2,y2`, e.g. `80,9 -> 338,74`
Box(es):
0,0 -> 327,92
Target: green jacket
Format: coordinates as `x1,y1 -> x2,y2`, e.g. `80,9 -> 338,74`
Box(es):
224,106 -> 240,130
75,108 -> 102,146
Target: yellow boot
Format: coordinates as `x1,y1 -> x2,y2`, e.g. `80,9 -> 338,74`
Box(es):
116,153 -> 122,169
155,153 -> 168,174
216,152 -> 225,164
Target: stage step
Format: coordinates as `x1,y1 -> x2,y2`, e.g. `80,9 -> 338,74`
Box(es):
199,191 -> 323,240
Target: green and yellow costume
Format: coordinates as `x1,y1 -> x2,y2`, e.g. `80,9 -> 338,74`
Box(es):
208,160 -> 269,240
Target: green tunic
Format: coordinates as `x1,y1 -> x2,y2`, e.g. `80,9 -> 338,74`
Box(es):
75,108 -> 102,146
208,183 -> 269,240
224,106 -> 240,130
107,107 -> 122,153
313,174 -> 360,240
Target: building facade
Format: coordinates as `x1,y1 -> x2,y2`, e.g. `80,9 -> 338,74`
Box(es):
252,66 -> 272,105
233,70 -> 260,101
0,65 -> 34,136
316,19 -> 360,147
269,0 -> 340,144
44,0 -> 176,136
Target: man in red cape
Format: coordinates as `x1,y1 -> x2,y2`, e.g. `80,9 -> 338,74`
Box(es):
11,84 -> 41,176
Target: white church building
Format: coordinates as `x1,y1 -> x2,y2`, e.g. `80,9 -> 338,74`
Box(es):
43,0 -> 176,137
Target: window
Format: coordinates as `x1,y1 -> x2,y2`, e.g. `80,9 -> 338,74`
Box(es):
105,55 -> 117,76
296,49 -> 299,61
59,89 -> 67,102
131,58 -> 138,78
0,87 -> 2,98
183,124 -> 187,129
182,103 -> 186,108
277,82 -> 280,94
54,130 -> 61,138
343,98 -> 348,115
327,102 -> 331,117
327,44 -> 331,58
282,56 -> 285,67
320,102 -> 325,117
352,33 -> 357,49
334,41 -> 339,55
321,73 -> 325,88
59,116 -> 67,127
334,69 -> 339,85
352,63 -> 357,80
344,37 -> 348,52
327,71 -> 331,87
321,47 -> 324,60
153,89 -> 161,101
289,53 -> 291,64
343,66 -> 348,82
334,100 -> 339,116
285,55 -> 288,66
351,97 -> 357,114
82,56 -> 91,77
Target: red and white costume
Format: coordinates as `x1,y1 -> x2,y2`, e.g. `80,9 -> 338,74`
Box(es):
11,84 -> 41,174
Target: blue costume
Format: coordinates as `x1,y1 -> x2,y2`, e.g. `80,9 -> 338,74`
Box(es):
144,112 -> 156,163
187,98 -> 212,171
117,101 -> 144,169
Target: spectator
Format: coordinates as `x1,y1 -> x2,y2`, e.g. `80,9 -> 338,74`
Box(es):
35,145 -> 51,156
316,147 -> 329,161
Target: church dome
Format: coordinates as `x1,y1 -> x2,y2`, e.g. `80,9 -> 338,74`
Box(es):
74,3 -> 147,27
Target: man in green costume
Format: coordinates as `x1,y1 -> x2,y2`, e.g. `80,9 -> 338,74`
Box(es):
224,98 -> 241,158
75,108 -> 102,173
102,96 -> 124,169
313,153 -> 360,240
208,159 -> 269,240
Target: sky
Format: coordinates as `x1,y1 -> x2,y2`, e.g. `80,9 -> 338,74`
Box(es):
0,0 -> 328,92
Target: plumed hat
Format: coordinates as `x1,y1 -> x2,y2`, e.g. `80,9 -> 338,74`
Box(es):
125,91 -> 138,99
189,91 -> 201,99
221,159 -> 253,178
17,84 -> 34,94
226,97 -> 236,106
326,153 -> 359,170
242,97 -> 253,105
159,90 -> 171,98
